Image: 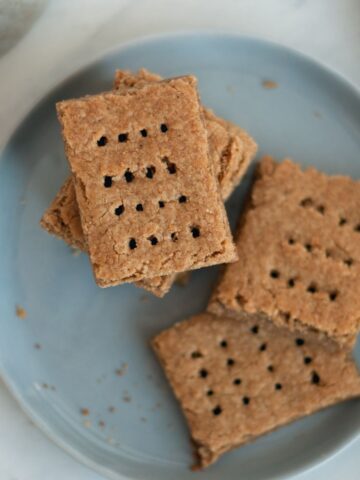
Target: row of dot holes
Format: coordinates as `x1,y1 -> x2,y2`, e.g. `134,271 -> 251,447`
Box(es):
300,197 -> 360,232
287,237 -> 354,268
114,194 -> 188,216
97,123 -> 168,146
269,268 -> 339,302
191,327 -> 320,416
103,156 -> 177,189
125,226 -> 201,250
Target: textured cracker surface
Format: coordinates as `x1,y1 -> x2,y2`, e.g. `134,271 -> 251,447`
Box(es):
152,312 -> 360,469
56,76 -> 236,286
209,156 -> 360,348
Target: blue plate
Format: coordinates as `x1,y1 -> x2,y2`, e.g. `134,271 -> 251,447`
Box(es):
0,33 -> 359,480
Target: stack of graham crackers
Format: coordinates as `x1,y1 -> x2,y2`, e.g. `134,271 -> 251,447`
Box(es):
41,70 -> 360,470
41,69 -> 257,296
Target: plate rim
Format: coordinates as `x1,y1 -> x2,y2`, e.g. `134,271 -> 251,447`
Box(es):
1,29 -> 360,153
1,30 -> 360,480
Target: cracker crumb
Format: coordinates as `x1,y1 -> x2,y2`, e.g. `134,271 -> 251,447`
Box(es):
42,383 -> 49,389
98,420 -> 105,428
96,374 -> 107,384
108,406 -> 116,413
122,391 -> 131,403
262,79 -> 278,89
80,408 -> 90,416
34,343 -> 42,350
83,419 -> 91,428
16,305 -> 27,319
115,363 -> 128,377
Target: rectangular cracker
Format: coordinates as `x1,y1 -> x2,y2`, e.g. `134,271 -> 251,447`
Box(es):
209,156 -> 360,349
152,312 -> 360,469
56,76 -> 237,286
41,70 -> 256,296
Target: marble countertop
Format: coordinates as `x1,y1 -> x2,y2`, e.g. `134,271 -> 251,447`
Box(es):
0,0 -> 359,478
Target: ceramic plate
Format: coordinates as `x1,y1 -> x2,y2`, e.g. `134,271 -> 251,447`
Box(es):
0,33 -> 359,480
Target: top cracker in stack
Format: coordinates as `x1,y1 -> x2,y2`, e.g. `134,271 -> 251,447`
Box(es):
41,69 -> 257,295
55,75 -> 238,287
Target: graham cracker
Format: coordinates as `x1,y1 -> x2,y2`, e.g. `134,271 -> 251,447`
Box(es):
209,156 -> 360,349
41,177 -> 84,250
42,69 -> 256,295
56,76 -> 237,286
152,312 -> 360,469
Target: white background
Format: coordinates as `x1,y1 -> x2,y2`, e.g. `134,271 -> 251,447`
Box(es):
0,0 -> 359,478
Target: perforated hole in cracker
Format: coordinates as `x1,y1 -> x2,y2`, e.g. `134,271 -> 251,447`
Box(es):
128,238 -> 137,249
259,343 -> 267,352
339,216 -> 347,226
146,166 -> 156,179
212,405 -> 222,416
307,283 -> 317,294
114,205 -> 124,216
118,133 -> 128,143
191,351 -> 203,359
97,136 -> 107,146
162,156 -> 177,174
300,197 -> 313,208
191,226 -> 200,238
270,269 -> 280,279
148,235 -> 158,246
124,169 -> 134,183
104,176 -> 112,188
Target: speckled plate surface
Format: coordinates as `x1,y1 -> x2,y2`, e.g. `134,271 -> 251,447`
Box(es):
0,33 -> 359,480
